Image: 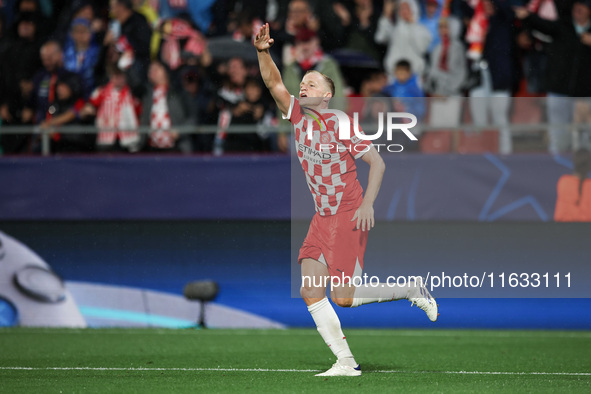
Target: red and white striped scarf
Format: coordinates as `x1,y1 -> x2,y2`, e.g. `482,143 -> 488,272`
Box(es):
465,0 -> 488,60
149,85 -> 174,149
93,82 -> 140,147
161,19 -> 206,70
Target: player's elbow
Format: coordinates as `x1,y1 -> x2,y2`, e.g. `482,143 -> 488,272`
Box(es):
372,154 -> 386,174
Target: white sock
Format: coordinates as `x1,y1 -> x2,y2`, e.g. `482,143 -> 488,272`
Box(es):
307,297 -> 357,367
350,282 -> 419,308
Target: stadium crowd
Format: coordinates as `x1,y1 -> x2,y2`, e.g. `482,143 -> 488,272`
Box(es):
0,0 -> 590,154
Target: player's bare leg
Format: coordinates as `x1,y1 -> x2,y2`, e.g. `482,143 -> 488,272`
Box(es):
332,276 -> 438,322
301,258 -> 361,376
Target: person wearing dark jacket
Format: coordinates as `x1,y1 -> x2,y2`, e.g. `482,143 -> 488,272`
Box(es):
24,40 -> 82,126
468,0 -> 515,155
0,11 -> 42,152
103,0 -> 152,98
516,0 -> 591,153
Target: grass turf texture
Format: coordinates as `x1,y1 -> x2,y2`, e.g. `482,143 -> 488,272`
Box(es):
0,328 -> 590,393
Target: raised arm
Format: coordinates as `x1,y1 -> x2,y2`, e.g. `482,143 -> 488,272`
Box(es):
514,7 -> 561,37
254,23 -> 291,117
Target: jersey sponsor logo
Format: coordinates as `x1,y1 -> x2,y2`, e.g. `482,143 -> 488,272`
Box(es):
298,144 -> 331,163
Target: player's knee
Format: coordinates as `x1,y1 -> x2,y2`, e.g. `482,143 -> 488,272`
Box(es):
331,296 -> 353,308
300,285 -> 323,300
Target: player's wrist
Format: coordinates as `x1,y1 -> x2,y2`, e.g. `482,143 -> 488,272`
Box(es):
360,200 -> 374,209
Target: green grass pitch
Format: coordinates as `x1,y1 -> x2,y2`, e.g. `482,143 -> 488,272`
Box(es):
1,328 -> 590,393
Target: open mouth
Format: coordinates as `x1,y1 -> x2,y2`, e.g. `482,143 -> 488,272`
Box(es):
300,93 -> 307,97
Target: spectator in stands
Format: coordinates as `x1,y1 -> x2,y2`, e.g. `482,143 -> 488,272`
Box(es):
158,17 -> 211,73
179,66 -> 216,152
39,73 -> 93,153
516,0 -> 558,95
425,17 -> 466,97
12,0 -> 51,38
515,0 -> 591,154
0,11 -> 42,153
80,65 -> 141,152
555,148 -> 591,221
55,1 -> 107,46
217,56 -> 249,108
157,0 -> 217,35
23,40 -> 82,128
63,18 -> 101,99
103,0 -> 152,97
420,0 -> 443,55
230,11 -> 262,43
383,59 -> 426,114
140,60 -> 192,153
210,0 -> 269,37
468,0 -> 514,155
132,0 -> 160,60
0,12 -> 41,127
381,59 -> 424,151
225,77 -> 271,152
375,0 -> 432,80
332,0 -> 382,61
424,16 -> 466,128
278,27 -> 345,151
382,58 -> 426,127
214,56 -> 251,154
311,0 -> 353,53
276,0 -> 320,66
283,28 -> 345,97
347,70 -> 388,119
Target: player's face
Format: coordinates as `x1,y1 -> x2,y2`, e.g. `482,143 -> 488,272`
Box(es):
299,73 -> 330,106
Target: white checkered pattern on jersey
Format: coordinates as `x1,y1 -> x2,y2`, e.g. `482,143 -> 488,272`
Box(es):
283,95 -> 372,216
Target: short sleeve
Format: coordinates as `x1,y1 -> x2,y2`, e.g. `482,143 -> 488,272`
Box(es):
339,119 -> 372,159
282,95 -> 303,125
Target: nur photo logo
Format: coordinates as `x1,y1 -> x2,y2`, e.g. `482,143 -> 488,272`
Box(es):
302,108 -> 419,152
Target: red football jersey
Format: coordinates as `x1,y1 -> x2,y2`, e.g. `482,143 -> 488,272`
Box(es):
284,95 -> 372,216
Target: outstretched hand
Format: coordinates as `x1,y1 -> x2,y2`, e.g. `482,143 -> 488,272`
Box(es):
254,23 -> 275,52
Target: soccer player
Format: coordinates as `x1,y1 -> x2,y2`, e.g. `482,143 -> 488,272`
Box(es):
254,23 -> 438,377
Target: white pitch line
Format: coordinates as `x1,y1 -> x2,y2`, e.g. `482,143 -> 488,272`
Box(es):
0,367 -> 589,376
2,330 -> 591,339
